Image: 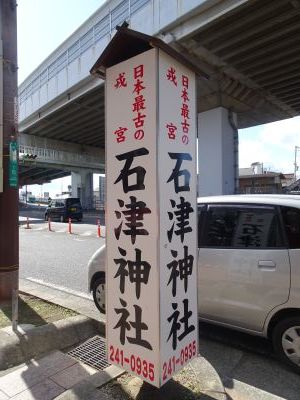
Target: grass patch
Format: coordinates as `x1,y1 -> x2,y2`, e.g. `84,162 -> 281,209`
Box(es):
0,293 -> 77,329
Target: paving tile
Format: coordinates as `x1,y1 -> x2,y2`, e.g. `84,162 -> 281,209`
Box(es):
0,365 -> 44,397
31,351 -> 77,377
88,365 -> 124,388
55,381 -> 106,400
10,379 -> 64,400
0,390 -> 9,400
50,362 -> 96,389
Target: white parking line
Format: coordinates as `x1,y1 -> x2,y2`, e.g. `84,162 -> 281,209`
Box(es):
80,231 -> 93,236
19,225 -> 47,231
25,277 -> 92,300
19,217 -> 43,221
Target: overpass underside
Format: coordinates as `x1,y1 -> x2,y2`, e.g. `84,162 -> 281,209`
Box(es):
174,0 -> 300,127
18,85 -> 105,186
18,0 -> 300,190
19,163 -> 69,186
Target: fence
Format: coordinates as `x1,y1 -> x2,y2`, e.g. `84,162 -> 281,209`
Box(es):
19,145 -> 100,167
19,0 -> 150,105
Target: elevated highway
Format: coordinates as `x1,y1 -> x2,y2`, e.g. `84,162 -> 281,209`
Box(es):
18,134 -> 104,186
18,0 -> 300,196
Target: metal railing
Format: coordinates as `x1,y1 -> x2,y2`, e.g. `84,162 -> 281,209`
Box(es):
19,0 -> 150,105
19,144 -> 101,167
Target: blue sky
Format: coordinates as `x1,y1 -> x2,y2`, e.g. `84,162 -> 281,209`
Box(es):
18,0 -> 105,83
17,0 -> 300,196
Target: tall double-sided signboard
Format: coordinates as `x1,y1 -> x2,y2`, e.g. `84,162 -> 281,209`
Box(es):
95,28 -> 198,387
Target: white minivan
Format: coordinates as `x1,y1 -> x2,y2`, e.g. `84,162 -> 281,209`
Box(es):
88,195 -> 300,372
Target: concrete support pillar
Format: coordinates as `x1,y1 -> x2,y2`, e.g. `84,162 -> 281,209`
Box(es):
71,171 -> 93,209
198,107 -> 238,196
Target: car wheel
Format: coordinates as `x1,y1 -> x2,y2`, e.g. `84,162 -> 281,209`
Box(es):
60,215 -> 65,223
45,213 -> 48,221
92,277 -> 106,314
77,218 -> 82,222
273,316 -> 300,373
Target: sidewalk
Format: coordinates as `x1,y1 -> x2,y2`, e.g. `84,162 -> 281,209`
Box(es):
0,351 -> 123,400
0,279 -> 299,399
1,338 -> 299,400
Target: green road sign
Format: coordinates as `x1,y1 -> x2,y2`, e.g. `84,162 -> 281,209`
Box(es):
9,141 -> 18,188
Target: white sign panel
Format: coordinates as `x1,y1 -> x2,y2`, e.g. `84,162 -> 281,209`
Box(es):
106,48 -> 197,387
158,50 -> 198,384
106,48 -> 159,386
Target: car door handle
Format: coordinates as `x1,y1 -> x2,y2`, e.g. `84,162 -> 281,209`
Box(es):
258,261 -> 276,270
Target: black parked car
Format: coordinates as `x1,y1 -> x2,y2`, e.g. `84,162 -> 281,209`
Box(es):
45,197 -> 83,222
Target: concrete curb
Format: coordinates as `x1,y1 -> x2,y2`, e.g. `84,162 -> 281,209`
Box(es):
0,315 -> 105,371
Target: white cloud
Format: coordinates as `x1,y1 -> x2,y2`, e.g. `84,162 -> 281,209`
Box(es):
239,116 -> 300,175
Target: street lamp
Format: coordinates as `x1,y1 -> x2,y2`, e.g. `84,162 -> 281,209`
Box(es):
294,145 -> 300,182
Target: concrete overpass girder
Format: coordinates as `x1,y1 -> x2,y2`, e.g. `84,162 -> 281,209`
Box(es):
19,133 -> 105,168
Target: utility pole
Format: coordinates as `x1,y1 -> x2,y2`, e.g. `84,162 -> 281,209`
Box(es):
0,0 -> 18,306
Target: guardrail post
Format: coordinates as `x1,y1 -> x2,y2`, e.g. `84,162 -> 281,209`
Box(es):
68,217 -> 72,234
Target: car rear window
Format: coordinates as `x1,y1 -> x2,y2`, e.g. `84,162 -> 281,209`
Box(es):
66,198 -> 81,207
55,200 -> 65,207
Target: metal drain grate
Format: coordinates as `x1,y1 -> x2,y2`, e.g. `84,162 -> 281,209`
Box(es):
68,335 -> 110,371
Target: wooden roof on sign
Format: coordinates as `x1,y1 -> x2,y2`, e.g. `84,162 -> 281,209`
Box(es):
90,24 -> 209,80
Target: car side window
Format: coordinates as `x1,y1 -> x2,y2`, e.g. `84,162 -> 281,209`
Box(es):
200,204 -> 284,249
280,206 -> 300,249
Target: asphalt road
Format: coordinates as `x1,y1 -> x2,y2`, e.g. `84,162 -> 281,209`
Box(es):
19,204 -> 105,225
19,218 -> 104,297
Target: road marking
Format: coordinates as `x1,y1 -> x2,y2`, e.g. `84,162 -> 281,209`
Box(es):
19,217 -> 43,221
80,231 -> 93,236
25,277 -> 93,300
20,225 -> 47,230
